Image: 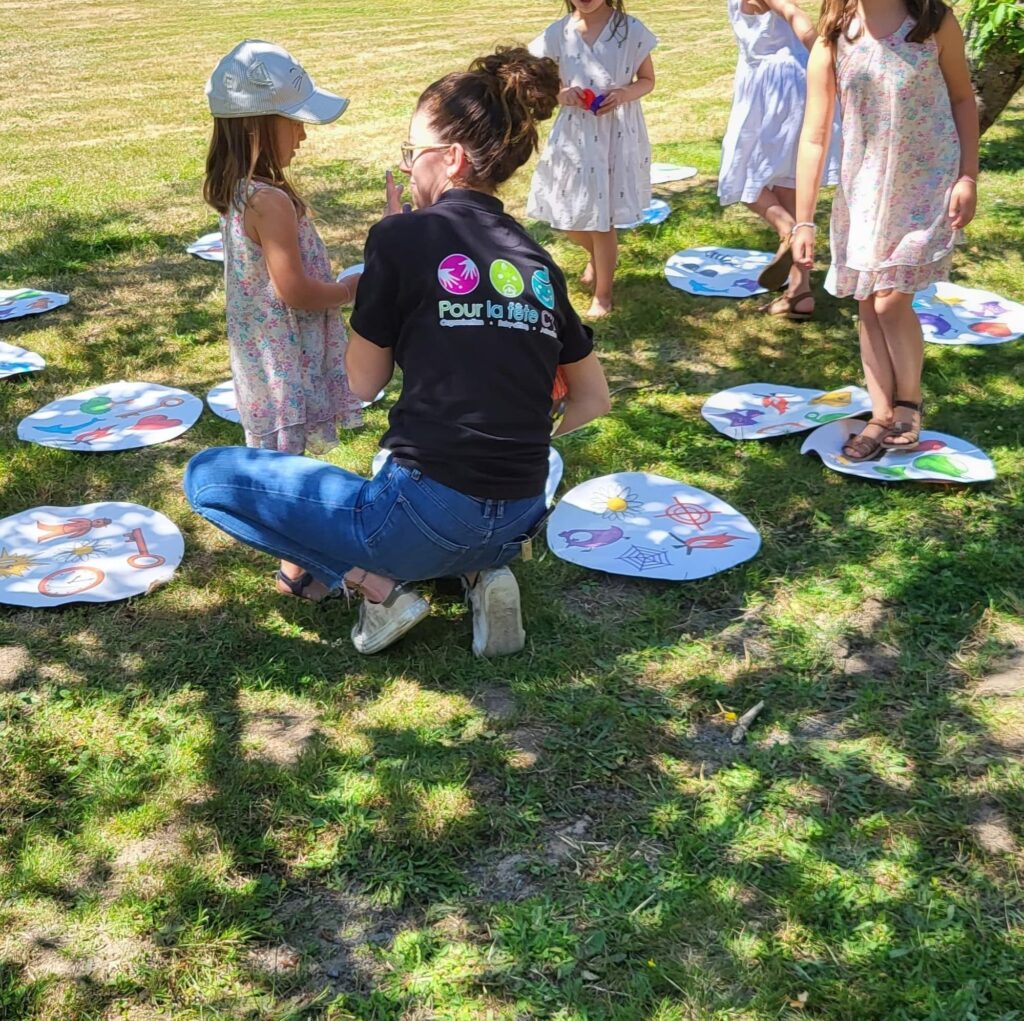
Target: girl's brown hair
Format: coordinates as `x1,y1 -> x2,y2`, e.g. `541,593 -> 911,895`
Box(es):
564,1 -> 628,41
203,116 -> 306,216
818,0 -> 948,46
417,47 -> 560,191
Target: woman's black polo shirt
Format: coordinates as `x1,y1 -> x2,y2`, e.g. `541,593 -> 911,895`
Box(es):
350,189 -> 594,500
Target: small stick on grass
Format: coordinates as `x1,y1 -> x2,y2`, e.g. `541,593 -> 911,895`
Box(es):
730,700 -> 765,744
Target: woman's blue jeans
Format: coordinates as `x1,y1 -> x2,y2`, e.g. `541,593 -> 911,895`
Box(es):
183,447 -> 547,589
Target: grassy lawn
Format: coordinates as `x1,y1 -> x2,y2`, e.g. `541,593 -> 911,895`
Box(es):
2,1 -> 1024,1018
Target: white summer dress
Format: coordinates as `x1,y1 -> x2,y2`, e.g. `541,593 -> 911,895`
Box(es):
528,13 -> 658,231
718,0 -> 839,206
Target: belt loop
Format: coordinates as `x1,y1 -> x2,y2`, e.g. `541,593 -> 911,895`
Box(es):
410,468 -> 422,481
496,500 -> 506,520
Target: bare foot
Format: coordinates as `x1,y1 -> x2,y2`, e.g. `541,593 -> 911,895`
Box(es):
580,262 -> 596,291
585,297 -> 613,319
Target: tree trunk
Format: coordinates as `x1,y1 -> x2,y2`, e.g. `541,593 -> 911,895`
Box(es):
964,18 -> 1024,135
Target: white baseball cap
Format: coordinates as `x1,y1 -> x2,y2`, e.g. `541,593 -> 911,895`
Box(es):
206,40 -> 349,124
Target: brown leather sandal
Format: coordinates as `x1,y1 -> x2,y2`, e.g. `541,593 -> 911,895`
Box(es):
757,236 -> 794,291
881,399 -> 924,451
758,291 -> 815,322
841,419 -> 892,462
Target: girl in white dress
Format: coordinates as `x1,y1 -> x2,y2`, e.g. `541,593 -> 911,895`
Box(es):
528,1 -> 657,318
719,0 -> 839,320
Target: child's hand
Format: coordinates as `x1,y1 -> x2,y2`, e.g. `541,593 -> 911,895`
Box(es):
948,178 -> 977,231
791,226 -> 815,269
595,89 -> 627,115
385,170 -> 406,216
558,86 -> 585,108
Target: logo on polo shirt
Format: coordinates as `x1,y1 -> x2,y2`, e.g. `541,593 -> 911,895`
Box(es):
531,268 -> 556,310
489,259 -> 524,298
438,253 -> 480,295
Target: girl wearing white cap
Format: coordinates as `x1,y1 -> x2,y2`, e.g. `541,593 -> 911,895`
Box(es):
203,40 -> 364,601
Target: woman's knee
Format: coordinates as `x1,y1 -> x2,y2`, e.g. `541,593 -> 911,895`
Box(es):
182,446 -> 242,511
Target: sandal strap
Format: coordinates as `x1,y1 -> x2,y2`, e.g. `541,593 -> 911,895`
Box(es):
893,399 -> 923,411
844,433 -> 881,456
277,569 -> 315,597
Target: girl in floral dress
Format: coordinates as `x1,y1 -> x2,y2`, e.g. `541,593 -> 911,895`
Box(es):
204,40 -> 363,598
793,0 -> 979,460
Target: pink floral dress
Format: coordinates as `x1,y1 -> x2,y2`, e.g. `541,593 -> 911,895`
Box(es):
222,182 -> 362,453
827,16 -> 961,300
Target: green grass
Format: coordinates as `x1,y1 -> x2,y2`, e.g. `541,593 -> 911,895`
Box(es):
2,2 -> 1024,1018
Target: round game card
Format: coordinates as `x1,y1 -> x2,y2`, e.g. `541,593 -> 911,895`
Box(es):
186,232 -> 224,262
651,163 -> 698,185
0,502 -> 184,607
0,288 -> 70,321
19,381 -> 204,452
373,447 -> 565,508
914,282 -> 1024,346
665,248 -> 771,298
801,422 -> 996,484
337,264 -> 364,282
207,379 -> 241,424
547,472 -> 761,581
0,341 -> 46,379
616,199 -> 671,230
703,384 -> 872,440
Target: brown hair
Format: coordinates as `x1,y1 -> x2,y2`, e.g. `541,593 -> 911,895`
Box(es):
202,116 -> 306,216
416,46 -> 560,191
564,1 -> 628,41
818,0 -> 948,46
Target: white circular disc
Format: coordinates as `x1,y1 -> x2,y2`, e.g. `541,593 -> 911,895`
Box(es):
0,288 -> 69,322
651,163 -> 698,185
19,381 -> 204,452
547,472 -> 761,581
0,502 -> 184,607
616,199 -> 671,230
0,341 -> 46,379
665,248 -> 770,298
186,231 -> 224,262
207,379 -> 241,424
372,447 -> 565,508
337,264 -> 365,282
800,422 -> 996,484
914,282 -> 1024,346
702,384 -> 872,440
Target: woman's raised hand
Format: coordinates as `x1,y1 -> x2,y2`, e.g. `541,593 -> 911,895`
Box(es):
385,170 -> 406,216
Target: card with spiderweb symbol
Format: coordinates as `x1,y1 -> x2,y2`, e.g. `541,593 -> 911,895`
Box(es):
546,472 -> 760,581
0,502 -> 184,607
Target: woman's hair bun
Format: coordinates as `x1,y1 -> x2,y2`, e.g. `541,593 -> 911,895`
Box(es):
417,45 -> 561,190
471,46 -> 560,123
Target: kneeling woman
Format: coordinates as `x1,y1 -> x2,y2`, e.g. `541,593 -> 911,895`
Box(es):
185,46 -> 611,656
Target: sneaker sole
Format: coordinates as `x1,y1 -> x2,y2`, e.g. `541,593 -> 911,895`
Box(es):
352,599 -> 429,655
472,573 -> 525,658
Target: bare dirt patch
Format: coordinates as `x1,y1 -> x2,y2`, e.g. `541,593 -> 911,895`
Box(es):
273,883 -> 405,997
0,644 -> 32,689
972,802 -> 1019,855
471,684 -> 517,721
503,725 -> 548,769
240,692 -> 320,767
975,622 -> 1024,696
6,927 -> 153,984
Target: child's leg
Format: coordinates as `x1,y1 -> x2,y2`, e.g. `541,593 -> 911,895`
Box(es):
565,230 -> 597,288
873,288 -> 925,445
774,186 -> 813,314
745,187 -> 795,238
843,296 -> 896,457
588,229 -> 618,318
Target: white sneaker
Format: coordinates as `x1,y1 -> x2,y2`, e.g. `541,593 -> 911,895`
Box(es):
351,584 -> 429,654
465,567 -> 525,657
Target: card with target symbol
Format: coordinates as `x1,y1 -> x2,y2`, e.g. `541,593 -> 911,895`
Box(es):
0,502 -> 185,607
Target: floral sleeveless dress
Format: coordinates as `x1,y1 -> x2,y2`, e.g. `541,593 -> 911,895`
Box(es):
827,16 -> 961,299
222,182 -> 362,453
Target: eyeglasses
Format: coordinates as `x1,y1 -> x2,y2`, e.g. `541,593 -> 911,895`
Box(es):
399,141 -> 450,169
